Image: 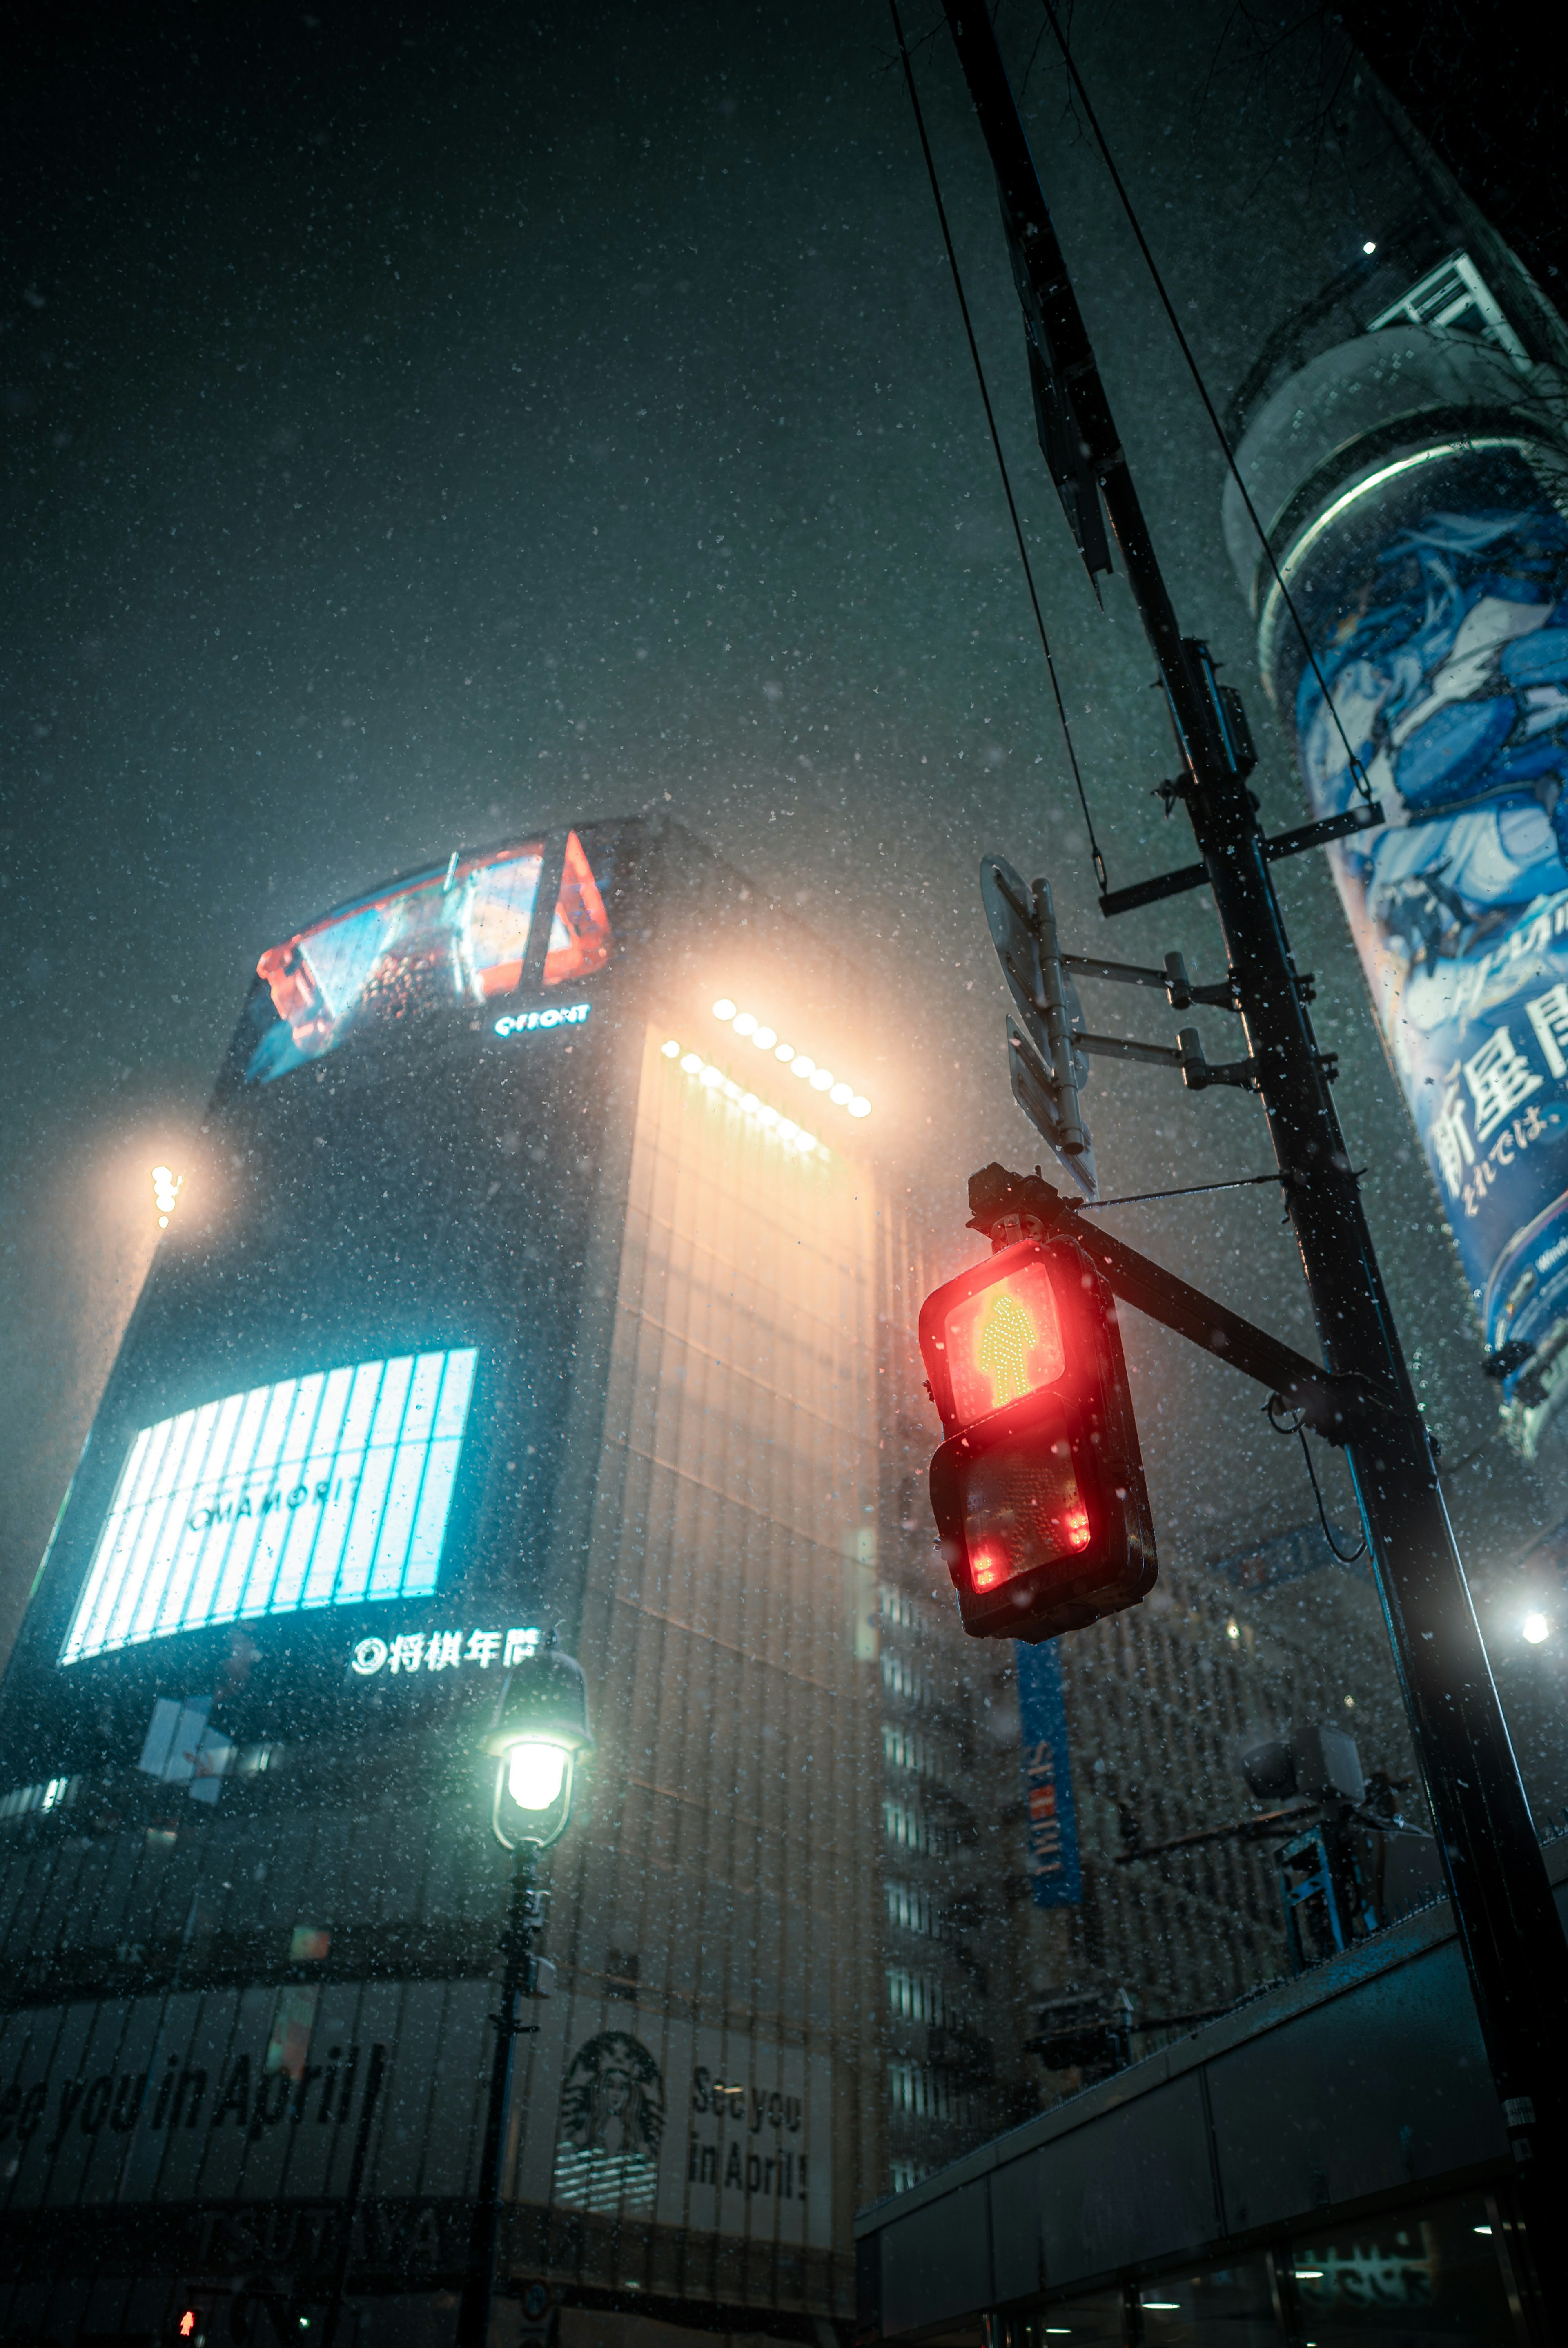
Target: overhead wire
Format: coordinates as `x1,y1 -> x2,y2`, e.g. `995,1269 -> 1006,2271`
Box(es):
888,0 -> 1110,892
1031,0 -> 1376,808
1072,1170 -> 1287,1212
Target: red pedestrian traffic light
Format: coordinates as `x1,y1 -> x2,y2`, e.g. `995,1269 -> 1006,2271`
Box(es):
919,1231 -> 1156,1639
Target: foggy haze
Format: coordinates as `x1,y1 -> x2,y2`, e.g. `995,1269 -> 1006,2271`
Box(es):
5,0 -> 1566,1798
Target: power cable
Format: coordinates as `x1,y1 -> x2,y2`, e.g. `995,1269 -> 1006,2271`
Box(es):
889,0 -> 1110,891
1073,1169 -> 1287,1212
1265,1394 -> 1369,1563
1033,0 -> 1376,809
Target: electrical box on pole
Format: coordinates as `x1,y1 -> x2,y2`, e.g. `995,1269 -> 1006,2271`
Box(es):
918,1230 -> 1154,1639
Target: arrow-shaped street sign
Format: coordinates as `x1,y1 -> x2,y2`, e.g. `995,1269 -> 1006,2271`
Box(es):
980,854 -> 1098,1198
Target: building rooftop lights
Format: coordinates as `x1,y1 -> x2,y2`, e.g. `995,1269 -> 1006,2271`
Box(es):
667,1036 -> 824,1158
151,1165 -> 183,1229
710,999 -> 871,1116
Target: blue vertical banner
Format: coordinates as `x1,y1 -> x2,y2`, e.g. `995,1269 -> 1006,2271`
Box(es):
1016,1640 -> 1081,1906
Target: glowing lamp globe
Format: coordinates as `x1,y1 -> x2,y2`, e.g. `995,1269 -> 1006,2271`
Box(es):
508,1740 -> 569,1811
482,1649 -> 595,1849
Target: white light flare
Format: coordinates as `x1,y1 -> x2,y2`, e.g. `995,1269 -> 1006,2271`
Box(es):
151,1165 -> 183,1230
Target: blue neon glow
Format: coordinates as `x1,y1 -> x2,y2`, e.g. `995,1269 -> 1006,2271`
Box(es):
60,1349 -> 477,1666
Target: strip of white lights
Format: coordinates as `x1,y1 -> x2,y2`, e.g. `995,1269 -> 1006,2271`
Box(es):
710,999 -> 871,1119
661,1039 -> 826,1158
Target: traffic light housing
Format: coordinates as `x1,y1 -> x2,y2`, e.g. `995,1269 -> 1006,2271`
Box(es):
919,1232 -> 1156,1639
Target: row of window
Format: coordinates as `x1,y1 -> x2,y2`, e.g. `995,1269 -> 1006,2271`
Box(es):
882,1724 -> 958,1786
884,1801 -> 945,1858
888,2060 -> 974,2125
887,1967 -> 965,2032
885,1880 -> 946,1940
881,1652 -> 941,1710
0,1778 -> 78,1826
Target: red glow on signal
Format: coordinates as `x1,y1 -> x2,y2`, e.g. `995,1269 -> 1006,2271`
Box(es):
1064,1503 -> 1090,1551
178,2315 -> 198,2340
971,1546 -> 1010,1592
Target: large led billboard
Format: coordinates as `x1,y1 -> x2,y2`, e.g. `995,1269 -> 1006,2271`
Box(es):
246,829 -> 612,1083
60,1348 -> 477,1665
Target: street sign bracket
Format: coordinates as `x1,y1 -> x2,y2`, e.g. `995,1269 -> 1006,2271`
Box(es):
1096,804 -> 1385,920
967,1162 -> 1396,1447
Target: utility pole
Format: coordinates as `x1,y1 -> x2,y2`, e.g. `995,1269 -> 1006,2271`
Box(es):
935,4 -> 1568,2323
456,1846 -> 547,2348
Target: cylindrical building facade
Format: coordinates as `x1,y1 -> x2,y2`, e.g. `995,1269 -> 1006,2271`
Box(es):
1225,273 -> 1568,1452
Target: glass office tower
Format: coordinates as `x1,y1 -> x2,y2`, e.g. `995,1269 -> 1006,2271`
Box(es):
0,818 -> 1032,2348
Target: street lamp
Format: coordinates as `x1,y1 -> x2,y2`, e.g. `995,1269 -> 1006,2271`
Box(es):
455,1649 -> 594,2348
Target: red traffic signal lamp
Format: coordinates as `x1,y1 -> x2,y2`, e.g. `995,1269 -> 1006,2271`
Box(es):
919,1227 -> 1155,1639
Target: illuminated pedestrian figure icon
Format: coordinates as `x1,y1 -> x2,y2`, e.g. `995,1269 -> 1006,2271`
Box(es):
979,1289 -> 1037,1409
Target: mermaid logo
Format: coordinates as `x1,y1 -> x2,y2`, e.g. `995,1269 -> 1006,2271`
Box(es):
553,2031 -> 666,2216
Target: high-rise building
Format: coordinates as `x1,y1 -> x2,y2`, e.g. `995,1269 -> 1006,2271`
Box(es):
0,818 -> 1039,2348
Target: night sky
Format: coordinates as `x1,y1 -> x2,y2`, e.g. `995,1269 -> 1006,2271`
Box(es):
5,0 -> 1564,1752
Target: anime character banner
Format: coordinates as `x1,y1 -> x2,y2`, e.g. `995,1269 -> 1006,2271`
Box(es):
1279,444 -> 1568,1449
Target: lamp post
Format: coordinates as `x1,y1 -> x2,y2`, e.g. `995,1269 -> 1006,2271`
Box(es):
454,1649 -> 594,2348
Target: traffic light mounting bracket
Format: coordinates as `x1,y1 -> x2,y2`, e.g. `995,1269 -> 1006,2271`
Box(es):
967,1162 -> 1396,1449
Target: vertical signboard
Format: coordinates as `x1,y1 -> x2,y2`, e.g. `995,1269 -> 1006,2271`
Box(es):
1016,1640 -> 1081,1906
1277,443 -> 1568,1450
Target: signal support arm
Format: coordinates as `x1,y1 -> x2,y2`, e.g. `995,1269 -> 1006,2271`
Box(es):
967,1164 -> 1394,1447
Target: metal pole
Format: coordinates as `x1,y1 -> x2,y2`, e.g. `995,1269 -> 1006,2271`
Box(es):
937,6 -> 1567,2324
456,1843 -> 540,2348
318,2040 -> 388,2348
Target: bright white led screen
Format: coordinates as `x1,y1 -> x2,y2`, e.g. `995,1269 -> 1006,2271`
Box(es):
60,1349 -> 477,1666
